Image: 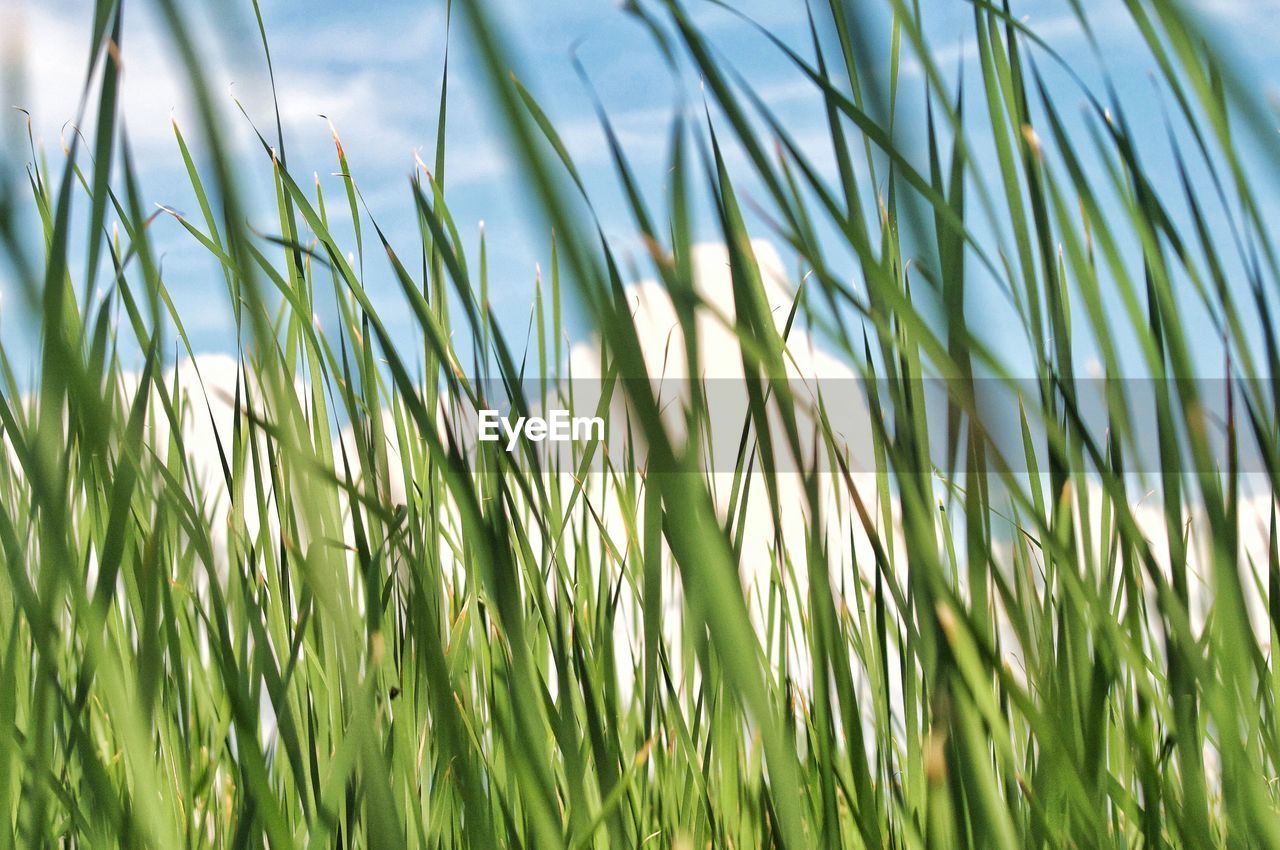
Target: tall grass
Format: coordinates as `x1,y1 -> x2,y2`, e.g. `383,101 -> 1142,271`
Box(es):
1,0 -> 1278,846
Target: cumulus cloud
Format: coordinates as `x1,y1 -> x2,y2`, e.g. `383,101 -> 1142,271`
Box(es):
0,1 -> 444,166
2,1 -> 212,153
113,242 -> 886,704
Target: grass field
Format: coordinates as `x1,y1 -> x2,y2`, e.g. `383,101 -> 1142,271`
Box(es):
2,0 -> 1280,846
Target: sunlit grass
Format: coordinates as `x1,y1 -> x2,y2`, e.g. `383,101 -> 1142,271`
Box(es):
0,0 -> 1278,846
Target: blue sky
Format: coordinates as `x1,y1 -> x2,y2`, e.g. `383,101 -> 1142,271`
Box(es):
1,0 -> 1277,376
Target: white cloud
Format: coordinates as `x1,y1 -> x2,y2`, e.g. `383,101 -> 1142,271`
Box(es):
2,0 -> 204,152
109,242 -> 885,705
0,1 -> 441,170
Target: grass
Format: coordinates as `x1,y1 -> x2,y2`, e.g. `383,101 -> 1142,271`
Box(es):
1,0 -> 1279,846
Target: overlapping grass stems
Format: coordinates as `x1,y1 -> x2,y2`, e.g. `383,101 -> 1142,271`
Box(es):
0,0 -> 1279,845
